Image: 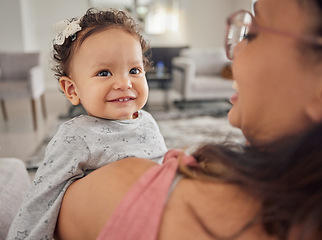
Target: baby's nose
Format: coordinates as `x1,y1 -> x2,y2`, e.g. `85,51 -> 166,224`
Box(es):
113,77 -> 132,90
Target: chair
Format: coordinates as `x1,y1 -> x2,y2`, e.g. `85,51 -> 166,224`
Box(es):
171,48 -> 235,108
0,52 -> 46,130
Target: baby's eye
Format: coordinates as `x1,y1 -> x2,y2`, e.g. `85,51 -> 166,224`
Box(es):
129,68 -> 141,75
97,70 -> 112,77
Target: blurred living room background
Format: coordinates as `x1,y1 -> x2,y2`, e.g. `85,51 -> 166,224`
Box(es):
0,0 -> 252,169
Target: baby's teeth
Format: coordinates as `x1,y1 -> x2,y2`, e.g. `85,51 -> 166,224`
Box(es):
118,98 -> 130,102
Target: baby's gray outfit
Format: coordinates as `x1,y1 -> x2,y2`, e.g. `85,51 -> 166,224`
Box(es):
7,110 -> 167,240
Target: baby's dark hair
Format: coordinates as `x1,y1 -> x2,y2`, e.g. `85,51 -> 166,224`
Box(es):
52,8 -> 151,81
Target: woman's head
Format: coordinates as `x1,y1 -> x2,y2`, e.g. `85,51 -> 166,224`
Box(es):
227,0 -> 322,146
52,9 -> 150,120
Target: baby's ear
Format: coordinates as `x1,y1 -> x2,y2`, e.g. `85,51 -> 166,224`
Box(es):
59,76 -> 80,105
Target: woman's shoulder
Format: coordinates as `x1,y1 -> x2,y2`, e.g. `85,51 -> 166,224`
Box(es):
160,179 -> 276,240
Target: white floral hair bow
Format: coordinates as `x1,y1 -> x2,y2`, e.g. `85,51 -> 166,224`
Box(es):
53,19 -> 82,45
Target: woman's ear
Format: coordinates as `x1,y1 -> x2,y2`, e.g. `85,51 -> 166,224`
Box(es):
59,76 -> 80,105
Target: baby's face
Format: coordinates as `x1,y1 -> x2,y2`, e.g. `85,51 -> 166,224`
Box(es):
68,28 -> 148,120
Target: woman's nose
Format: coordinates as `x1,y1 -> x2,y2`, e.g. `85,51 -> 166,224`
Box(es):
113,77 -> 132,90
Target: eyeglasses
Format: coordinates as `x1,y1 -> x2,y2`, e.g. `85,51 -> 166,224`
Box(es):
225,10 -> 322,60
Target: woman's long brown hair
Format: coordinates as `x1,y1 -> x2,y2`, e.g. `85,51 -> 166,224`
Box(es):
186,122 -> 322,240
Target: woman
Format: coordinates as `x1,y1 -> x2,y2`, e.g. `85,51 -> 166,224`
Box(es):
55,0 -> 322,239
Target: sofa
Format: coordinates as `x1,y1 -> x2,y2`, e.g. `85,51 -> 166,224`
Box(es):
171,48 -> 235,105
0,158 -> 30,239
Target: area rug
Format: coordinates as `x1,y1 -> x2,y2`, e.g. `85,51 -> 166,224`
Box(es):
157,116 -> 244,153
26,114 -> 244,170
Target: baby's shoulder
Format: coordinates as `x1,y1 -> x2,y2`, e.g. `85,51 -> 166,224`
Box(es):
56,115 -> 101,135
139,110 -> 157,122
61,115 -> 102,127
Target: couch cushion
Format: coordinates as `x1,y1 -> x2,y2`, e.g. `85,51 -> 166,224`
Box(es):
0,52 -> 39,80
184,75 -> 235,100
191,75 -> 234,91
180,48 -> 229,76
0,81 -> 31,98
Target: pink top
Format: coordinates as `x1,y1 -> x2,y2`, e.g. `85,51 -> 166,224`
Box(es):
97,149 -> 198,240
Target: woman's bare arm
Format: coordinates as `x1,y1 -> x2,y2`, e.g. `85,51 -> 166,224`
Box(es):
54,157 -> 157,240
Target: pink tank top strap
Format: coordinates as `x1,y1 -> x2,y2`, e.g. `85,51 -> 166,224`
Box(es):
97,149 -> 198,240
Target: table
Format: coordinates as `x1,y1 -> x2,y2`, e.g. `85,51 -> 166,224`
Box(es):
145,72 -> 171,110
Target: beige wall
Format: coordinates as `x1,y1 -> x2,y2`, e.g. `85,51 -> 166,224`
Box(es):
148,0 -> 233,48
177,0 -> 233,48
0,0 -> 24,51
0,0 -> 252,89
234,0 -> 253,11
20,0 -> 89,89
148,0 -> 252,48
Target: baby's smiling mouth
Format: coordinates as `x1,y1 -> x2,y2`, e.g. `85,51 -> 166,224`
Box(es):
108,97 -> 135,102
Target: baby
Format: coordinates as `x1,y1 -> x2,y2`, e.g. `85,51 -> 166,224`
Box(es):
7,9 -> 167,240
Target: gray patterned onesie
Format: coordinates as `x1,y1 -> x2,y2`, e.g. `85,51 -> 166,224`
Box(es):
7,110 -> 167,240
